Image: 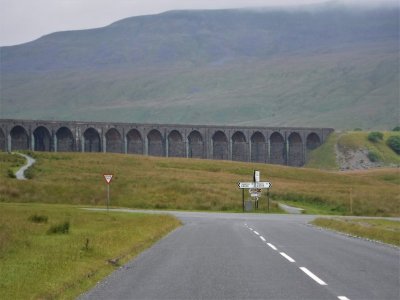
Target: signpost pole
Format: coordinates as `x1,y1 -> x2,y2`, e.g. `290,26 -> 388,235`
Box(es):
267,190 -> 270,213
107,184 -> 110,211
242,188 -> 244,212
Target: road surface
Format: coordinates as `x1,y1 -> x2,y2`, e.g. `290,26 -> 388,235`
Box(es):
80,211 -> 399,300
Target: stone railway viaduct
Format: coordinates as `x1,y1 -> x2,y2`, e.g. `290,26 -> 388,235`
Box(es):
0,119 -> 333,167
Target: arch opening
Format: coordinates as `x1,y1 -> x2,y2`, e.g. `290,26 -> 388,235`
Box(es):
288,132 -> 304,166
33,126 -> 51,152
270,132 -> 285,165
306,133 -> 321,151
212,131 -> 228,160
147,129 -> 164,157
56,127 -> 74,152
10,126 -> 29,151
84,128 -> 101,152
0,128 -> 6,151
106,128 -> 122,153
127,129 -> 143,154
168,130 -> 185,158
188,131 -> 204,159
232,131 -> 247,162
251,132 -> 266,163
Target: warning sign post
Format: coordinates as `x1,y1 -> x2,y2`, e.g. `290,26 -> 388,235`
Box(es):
103,174 -> 113,211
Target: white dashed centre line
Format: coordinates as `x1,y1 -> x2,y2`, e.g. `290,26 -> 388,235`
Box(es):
337,296 -> 350,300
253,231 -> 260,235
300,267 -> 327,285
280,252 -> 295,263
267,243 -> 277,251
260,236 -> 266,242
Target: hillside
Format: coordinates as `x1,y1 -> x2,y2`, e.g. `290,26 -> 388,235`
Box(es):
306,131 -> 400,170
0,4 -> 399,129
1,150 -> 399,216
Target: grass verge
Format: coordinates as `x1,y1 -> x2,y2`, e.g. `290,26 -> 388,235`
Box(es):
311,217 -> 400,246
0,203 -> 181,299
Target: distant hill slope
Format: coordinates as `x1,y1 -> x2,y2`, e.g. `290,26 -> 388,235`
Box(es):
0,4 -> 399,129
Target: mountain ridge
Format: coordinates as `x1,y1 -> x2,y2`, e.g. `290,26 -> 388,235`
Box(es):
0,5 -> 399,129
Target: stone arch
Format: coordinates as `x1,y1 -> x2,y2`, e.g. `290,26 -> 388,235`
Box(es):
188,130 -> 204,159
56,127 -> 74,152
306,133 -> 321,151
147,129 -> 164,157
10,125 -> 29,151
270,132 -> 285,165
126,129 -> 143,154
251,132 -> 266,163
33,126 -> 51,151
0,128 -> 6,151
288,132 -> 304,166
168,130 -> 185,158
105,128 -> 122,153
232,131 -> 247,162
84,128 -> 101,152
212,131 -> 228,160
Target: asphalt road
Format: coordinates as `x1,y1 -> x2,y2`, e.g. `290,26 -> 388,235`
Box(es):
80,211 -> 399,300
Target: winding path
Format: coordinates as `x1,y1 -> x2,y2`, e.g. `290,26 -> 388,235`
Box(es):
14,153 -> 36,180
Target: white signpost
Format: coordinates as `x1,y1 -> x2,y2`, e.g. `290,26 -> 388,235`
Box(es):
238,170 -> 272,212
238,182 -> 271,189
103,174 -> 113,211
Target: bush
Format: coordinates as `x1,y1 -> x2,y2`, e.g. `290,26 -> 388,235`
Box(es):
7,169 -> 16,178
368,131 -> 384,143
367,151 -> 381,162
386,135 -> 400,155
392,126 -> 400,132
29,214 -> 48,223
47,221 -> 70,234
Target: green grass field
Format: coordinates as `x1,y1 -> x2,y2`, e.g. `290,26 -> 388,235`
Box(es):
0,203 -> 180,299
1,149 -> 399,216
312,217 -> 400,246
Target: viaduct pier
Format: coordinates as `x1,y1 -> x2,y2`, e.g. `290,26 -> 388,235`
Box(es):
0,119 -> 333,167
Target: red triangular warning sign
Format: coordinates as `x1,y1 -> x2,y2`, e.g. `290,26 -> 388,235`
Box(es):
103,174 -> 113,184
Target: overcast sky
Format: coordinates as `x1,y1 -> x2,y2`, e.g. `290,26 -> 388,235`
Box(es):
0,0 -> 397,46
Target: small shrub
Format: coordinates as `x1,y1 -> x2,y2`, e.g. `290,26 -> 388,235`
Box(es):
386,135 -> 400,154
29,214 -> 48,223
7,169 -> 16,178
367,151 -> 381,162
47,221 -> 70,234
392,126 -> 400,132
367,131 -> 383,143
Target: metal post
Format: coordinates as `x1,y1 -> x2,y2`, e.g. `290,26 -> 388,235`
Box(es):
242,188 -> 244,212
107,184 -> 110,211
267,190 -> 270,213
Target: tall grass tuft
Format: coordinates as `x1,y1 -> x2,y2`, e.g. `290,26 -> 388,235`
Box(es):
47,221 -> 70,234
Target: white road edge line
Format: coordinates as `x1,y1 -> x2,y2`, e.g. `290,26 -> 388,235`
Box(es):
254,231 -> 260,235
267,243 -> 277,251
338,297 -> 350,300
300,267 -> 327,285
260,236 -> 266,242
280,252 -> 295,263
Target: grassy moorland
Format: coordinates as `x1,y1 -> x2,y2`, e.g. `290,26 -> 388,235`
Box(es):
312,217 -> 400,246
1,151 -> 398,216
0,203 -> 180,299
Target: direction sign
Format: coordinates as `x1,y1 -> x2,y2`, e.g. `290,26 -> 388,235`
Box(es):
238,182 -> 255,189
103,174 -> 113,184
238,181 -> 271,189
254,170 -> 260,182
256,182 -> 271,189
